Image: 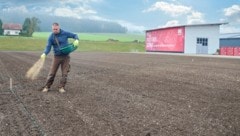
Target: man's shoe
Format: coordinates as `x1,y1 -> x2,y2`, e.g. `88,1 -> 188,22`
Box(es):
59,87 -> 66,93
42,87 -> 48,92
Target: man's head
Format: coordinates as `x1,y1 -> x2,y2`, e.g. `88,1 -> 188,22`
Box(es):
52,22 -> 60,34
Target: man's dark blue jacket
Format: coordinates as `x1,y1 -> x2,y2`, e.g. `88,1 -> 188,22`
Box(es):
44,29 -> 79,56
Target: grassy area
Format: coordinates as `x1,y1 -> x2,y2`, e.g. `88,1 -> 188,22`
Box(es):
79,41 -> 145,52
0,33 -> 145,52
33,32 -> 145,42
77,33 -> 145,42
0,36 -> 46,51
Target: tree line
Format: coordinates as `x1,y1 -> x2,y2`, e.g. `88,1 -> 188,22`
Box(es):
0,17 -> 40,37
38,17 -> 128,33
0,16 -> 128,36
0,19 -> 3,35
21,17 -> 41,36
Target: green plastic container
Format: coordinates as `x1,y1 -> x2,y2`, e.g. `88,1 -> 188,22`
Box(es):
60,43 -> 78,54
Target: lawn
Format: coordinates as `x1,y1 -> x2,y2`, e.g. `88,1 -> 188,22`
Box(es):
0,32 -> 145,52
33,32 -> 145,42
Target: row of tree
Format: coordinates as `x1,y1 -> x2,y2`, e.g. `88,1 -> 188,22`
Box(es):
0,20 -> 3,35
0,16 -> 128,36
0,17 -> 40,37
38,17 -> 128,33
21,17 -> 41,36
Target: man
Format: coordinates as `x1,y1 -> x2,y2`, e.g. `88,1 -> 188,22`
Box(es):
41,22 -> 79,93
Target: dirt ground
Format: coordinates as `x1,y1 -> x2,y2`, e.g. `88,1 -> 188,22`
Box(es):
0,51 -> 240,136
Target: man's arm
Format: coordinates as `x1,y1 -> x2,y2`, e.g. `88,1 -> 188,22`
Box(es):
65,31 -> 79,40
65,31 -> 79,46
44,37 -> 53,55
41,35 -> 53,59
73,33 -> 79,40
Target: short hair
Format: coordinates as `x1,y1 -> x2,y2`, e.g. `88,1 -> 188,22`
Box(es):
52,22 -> 59,26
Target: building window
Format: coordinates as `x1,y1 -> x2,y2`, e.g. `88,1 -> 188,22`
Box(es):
197,38 -> 208,46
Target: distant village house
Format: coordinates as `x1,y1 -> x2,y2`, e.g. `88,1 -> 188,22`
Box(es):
2,23 -> 22,36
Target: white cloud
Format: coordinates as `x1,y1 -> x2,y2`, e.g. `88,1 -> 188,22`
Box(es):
59,0 -> 102,4
36,7 -> 54,13
74,7 -> 97,14
161,20 -> 180,27
52,6 -> 96,18
117,20 -> 146,33
0,0 -> 99,19
88,15 -> 107,21
41,1 -> 98,19
54,8 -> 82,19
2,5 -> 28,13
223,5 -> 240,23
187,11 -> 205,24
224,5 -> 240,16
220,25 -> 240,33
143,1 -> 206,27
143,1 -> 192,16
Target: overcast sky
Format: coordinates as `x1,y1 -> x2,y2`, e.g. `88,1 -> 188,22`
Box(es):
0,0 -> 240,33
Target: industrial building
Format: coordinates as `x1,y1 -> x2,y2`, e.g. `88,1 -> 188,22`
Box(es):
220,33 -> 240,56
145,23 -> 226,54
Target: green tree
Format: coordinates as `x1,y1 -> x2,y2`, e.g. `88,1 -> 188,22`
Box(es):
31,17 -> 41,32
21,18 -> 31,36
0,19 -> 3,35
21,17 -> 41,37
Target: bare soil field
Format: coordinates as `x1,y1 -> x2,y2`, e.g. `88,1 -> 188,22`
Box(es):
0,51 -> 240,136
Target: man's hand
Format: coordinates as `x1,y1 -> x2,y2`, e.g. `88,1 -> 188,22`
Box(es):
73,40 -> 79,47
40,53 -> 46,59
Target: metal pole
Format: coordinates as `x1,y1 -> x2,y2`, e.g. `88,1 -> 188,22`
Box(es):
10,78 -> 12,90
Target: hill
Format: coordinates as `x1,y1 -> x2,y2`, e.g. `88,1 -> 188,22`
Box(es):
1,14 -> 128,33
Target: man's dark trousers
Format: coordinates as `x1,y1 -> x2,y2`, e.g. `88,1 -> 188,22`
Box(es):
45,55 -> 70,88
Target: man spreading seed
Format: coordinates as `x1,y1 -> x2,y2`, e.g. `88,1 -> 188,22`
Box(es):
41,22 -> 79,93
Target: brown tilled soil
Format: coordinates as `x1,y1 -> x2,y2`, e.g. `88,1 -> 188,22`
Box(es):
0,51 -> 240,136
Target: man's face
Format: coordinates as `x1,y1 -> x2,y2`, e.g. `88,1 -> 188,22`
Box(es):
52,25 -> 60,34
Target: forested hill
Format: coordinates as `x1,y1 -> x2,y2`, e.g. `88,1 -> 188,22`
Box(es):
39,17 -> 128,33
1,14 -> 128,33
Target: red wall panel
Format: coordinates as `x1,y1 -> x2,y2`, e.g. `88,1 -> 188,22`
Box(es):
220,47 -> 227,55
226,47 -> 234,56
220,47 -> 240,56
146,27 -> 185,52
234,47 -> 240,56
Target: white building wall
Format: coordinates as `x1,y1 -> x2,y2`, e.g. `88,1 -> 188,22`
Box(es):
4,30 -> 21,35
184,25 -> 220,54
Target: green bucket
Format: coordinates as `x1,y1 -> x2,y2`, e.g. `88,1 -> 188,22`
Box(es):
60,43 -> 78,54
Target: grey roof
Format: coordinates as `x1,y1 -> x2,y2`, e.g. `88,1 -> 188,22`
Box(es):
146,22 -> 228,32
220,33 -> 240,39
